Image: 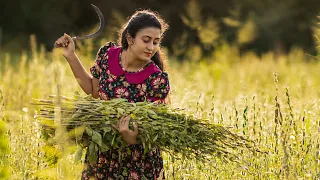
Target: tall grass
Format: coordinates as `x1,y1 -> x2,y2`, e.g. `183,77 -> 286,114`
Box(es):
0,90 -> 9,179
0,34 -> 320,179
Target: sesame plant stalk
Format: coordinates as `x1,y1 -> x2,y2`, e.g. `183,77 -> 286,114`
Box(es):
33,94 -> 257,164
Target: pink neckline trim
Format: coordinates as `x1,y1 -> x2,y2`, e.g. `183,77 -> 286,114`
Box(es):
107,47 -> 161,84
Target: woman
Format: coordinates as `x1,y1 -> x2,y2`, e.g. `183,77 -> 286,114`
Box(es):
54,10 -> 170,180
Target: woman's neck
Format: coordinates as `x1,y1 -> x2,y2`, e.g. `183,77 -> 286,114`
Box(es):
121,49 -> 151,72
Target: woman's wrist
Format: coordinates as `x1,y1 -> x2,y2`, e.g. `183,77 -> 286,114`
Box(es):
121,135 -> 137,145
127,141 -> 137,145
63,52 -> 76,60
126,137 -> 137,145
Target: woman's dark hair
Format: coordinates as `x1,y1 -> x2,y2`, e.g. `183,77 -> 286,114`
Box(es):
117,10 -> 169,71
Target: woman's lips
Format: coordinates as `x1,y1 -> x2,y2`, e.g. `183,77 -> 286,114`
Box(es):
144,52 -> 152,56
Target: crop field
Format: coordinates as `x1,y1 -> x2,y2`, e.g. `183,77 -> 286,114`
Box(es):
0,36 -> 319,179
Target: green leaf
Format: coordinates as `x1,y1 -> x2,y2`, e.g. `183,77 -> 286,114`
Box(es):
74,146 -> 83,163
111,133 -> 117,147
152,134 -> 158,142
68,125 -> 86,140
148,142 -> 152,150
88,142 -> 98,164
85,127 -> 93,137
100,145 -> 110,152
88,142 -> 95,154
102,127 -> 112,137
143,141 -> 148,155
147,109 -> 157,115
117,108 -> 125,115
92,130 -> 103,147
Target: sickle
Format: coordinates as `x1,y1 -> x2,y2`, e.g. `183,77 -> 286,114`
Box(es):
54,4 -> 105,47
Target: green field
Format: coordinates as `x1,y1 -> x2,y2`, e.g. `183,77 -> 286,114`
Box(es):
0,36 -> 319,179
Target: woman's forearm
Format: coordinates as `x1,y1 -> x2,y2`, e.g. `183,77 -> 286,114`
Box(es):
64,53 -> 93,95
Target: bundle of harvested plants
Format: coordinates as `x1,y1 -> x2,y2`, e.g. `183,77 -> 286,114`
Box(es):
33,95 -> 255,164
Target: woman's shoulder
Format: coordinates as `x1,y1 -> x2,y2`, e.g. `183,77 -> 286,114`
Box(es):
149,70 -> 169,80
147,71 -> 170,88
95,41 -> 121,65
90,42 -> 119,79
145,70 -> 170,101
97,41 -> 118,55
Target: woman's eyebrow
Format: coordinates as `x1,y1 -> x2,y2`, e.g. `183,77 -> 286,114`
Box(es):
142,35 -> 160,40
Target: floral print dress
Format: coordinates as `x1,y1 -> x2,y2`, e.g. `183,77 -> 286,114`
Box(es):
81,42 -> 170,180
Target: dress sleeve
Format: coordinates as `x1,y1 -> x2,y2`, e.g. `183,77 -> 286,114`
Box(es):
89,42 -> 115,79
146,72 -> 170,104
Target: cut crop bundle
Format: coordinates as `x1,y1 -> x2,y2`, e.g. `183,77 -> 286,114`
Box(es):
33,95 -> 256,164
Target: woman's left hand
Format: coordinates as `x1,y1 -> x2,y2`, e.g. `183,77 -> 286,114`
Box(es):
112,115 -> 138,145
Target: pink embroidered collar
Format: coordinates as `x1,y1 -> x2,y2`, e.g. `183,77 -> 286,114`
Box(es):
107,46 -> 161,84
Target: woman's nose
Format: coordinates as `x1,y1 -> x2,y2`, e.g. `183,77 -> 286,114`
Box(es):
147,42 -> 154,51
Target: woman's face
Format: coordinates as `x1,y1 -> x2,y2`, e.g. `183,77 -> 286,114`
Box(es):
130,27 -> 161,61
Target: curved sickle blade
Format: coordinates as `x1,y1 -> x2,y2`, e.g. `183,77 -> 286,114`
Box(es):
72,4 -> 105,40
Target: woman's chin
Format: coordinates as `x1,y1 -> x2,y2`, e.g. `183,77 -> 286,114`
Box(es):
139,56 -> 151,61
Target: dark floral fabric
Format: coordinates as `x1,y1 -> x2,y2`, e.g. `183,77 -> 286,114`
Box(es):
82,42 -> 170,180
82,145 -> 164,180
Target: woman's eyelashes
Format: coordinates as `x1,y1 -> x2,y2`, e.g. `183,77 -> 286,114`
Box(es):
142,39 -> 159,45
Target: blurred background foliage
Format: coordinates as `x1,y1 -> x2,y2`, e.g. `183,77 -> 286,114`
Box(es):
1,0 -> 320,60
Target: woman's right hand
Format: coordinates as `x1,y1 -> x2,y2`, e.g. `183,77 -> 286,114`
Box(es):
112,115 -> 138,145
54,33 -> 75,58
